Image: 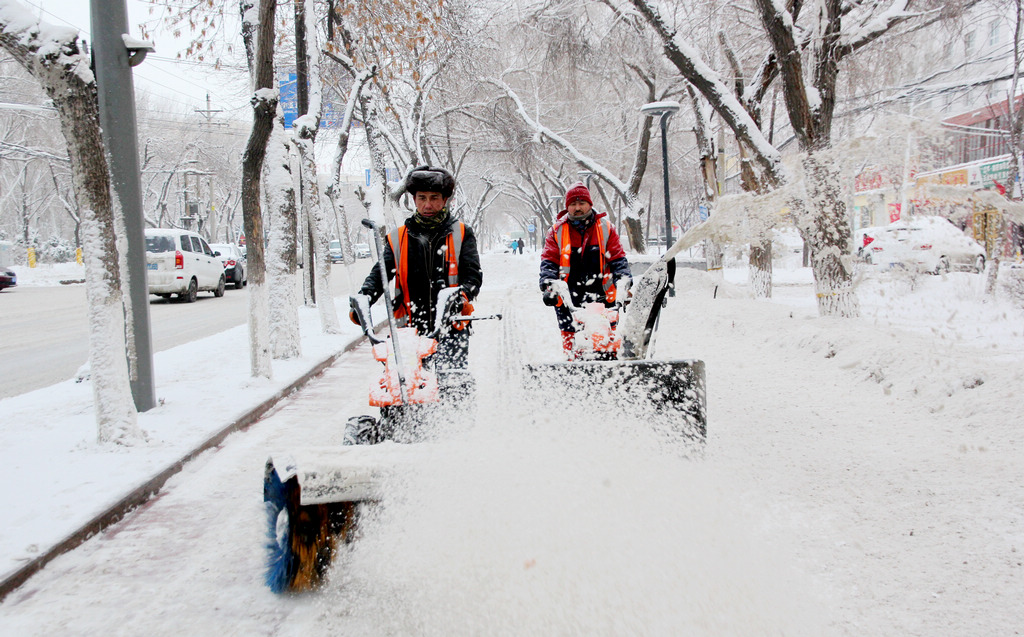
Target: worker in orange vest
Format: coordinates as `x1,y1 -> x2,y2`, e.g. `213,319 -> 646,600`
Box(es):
539,181 -> 631,359
354,166 -> 482,369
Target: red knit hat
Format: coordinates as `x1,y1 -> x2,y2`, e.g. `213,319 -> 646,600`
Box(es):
565,182 -> 592,208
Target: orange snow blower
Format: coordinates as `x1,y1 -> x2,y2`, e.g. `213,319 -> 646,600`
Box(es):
262,218 -> 499,593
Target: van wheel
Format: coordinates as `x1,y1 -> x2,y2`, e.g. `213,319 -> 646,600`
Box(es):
214,275 -> 226,298
180,278 -> 198,303
935,257 -> 950,275
974,255 -> 985,274
234,268 -> 245,289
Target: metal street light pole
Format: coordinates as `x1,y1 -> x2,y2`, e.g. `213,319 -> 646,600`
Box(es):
92,0 -> 157,411
641,101 -> 680,255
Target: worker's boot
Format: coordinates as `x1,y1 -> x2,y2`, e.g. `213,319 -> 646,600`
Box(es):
561,331 -> 576,361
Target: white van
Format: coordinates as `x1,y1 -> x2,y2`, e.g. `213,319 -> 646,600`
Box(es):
145,228 -> 226,302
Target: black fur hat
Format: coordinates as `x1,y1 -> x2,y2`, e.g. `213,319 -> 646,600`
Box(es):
405,165 -> 455,198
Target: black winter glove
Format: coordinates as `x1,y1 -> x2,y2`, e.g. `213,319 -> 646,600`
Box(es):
541,281 -> 560,307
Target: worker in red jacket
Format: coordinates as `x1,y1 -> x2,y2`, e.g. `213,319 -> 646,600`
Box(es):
539,182 -> 631,359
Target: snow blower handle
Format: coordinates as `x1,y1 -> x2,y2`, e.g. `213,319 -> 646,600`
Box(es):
546,279 -> 580,311
427,286 -> 503,340
614,276 -> 633,309
349,294 -> 383,345
429,286 -> 464,339
361,217 -> 409,405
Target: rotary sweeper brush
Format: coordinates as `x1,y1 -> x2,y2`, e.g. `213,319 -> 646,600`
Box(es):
262,218 -> 499,593
523,254 -> 707,451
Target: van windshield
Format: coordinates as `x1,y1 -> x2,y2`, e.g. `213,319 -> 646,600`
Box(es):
145,236 -> 175,253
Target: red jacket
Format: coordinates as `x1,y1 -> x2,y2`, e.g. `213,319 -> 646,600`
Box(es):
539,210 -> 630,305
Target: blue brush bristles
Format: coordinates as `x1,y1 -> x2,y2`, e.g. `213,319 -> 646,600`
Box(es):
263,466 -> 293,593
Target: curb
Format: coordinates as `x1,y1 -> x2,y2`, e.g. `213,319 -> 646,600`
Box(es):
0,332 -> 370,603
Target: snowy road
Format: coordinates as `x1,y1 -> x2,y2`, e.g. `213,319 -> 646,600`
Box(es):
0,265 -> 356,398
0,254 -> 1021,635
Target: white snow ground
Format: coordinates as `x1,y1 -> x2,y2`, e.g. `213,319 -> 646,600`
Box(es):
0,252 -> 1022,635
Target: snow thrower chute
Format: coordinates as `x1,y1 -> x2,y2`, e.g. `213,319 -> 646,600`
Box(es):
262,218 -> 500,594
524,257 -> 706,449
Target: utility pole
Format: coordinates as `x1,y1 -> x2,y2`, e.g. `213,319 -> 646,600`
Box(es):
194,93 -> 223,124
194,94 -> 226,240
91,0 -> 157,411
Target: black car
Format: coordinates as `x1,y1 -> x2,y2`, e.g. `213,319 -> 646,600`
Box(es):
0,268 -> 16,291
210,244 -> 247,289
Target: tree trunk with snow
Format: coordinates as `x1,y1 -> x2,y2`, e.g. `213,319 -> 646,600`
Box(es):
265,113 -> 301,359
688,88 -> 724,277
0,6 -> 142,444
359,96 -> 400,228
296,134 -> 341,333
239,0 -> 277,379
291,0 -> 340,333
800,154 -> 859,317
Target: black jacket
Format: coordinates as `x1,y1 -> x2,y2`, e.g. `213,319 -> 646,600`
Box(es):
360,214 -> 482,334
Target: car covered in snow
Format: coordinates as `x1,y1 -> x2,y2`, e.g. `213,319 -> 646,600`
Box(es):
210,243 -> 246,289
145,228 -> 226,302
859,216 -> 986,274
354,242 -> 371,259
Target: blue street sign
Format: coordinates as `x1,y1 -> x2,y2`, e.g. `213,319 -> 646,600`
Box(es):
364,168 -> 402,186
699,204 -> 709,221
527,224 -> 536,233
279,72 -> 343,130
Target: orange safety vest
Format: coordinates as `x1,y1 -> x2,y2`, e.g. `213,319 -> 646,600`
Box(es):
386,222 -> 466,320
555,217 -> 616,304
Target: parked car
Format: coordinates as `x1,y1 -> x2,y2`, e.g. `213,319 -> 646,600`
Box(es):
329,240 -> 345,264
860,216 -> 986,274
145,228 -> 226,302
210,243 -> 247,289
354,242 -> 371,259
0,267 -> 15,291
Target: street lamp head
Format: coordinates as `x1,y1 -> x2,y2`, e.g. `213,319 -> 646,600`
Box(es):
640,100 -> 681,117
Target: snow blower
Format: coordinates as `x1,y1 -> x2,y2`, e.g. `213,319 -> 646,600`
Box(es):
263,218 -> 500,593
524,257 -> 707,449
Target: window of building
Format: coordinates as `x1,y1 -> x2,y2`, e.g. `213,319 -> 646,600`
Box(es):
965,31 -> 976,56
989,20 -> 1000,47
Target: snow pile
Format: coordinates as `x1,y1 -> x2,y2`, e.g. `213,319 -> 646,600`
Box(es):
8,262 -> 86,286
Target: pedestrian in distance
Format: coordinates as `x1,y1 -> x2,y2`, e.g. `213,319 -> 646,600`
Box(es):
539,181 -> 631,360
352,165 -> 482,369
517,238 -> 524,255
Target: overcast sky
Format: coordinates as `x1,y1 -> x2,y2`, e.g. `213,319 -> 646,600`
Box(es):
24,0 -> 249,119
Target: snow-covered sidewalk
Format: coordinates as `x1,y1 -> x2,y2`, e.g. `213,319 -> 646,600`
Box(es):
0,297 -> 365,586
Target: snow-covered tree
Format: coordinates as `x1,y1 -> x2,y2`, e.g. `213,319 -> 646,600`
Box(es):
239,0 -> 277,379
292,0 -> 341,334
0,2 -> 142,443
605,0 -> 959,317
265,106 -> 301,359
